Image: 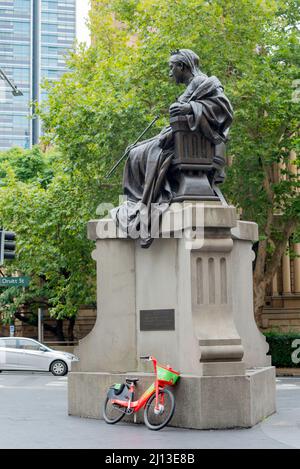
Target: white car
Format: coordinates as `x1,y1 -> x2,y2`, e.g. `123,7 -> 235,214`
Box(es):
0,337 -> 79,376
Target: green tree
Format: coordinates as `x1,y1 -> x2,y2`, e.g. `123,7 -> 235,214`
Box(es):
3,0 -> 300,330
0,148 -> 97,340
0,146 -> 53,186
223,0 -> 300,320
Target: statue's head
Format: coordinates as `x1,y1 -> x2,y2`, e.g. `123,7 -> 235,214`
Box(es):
169,49 -> 200,84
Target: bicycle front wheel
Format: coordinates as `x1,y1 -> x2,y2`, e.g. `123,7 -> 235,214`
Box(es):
144,388 -> 175,431
103,397 -> 126,424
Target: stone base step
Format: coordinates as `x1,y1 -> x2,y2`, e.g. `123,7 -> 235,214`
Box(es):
68,367 -> 276,430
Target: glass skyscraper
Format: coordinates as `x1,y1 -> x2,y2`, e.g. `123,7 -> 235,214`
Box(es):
0,0 -> 76,150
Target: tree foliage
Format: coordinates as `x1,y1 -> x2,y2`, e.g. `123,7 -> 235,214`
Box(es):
1,0 -> 299,331
0,148 -> 96,338
42,0 -> 299,320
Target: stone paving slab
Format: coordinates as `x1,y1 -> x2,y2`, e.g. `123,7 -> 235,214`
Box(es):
0,372 -> 299,449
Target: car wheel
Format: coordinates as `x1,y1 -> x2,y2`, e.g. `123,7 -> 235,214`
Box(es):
50,360 -> 68,376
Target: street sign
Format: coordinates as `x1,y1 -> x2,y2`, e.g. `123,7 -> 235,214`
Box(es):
0,277 -> 30,287
9,325 -> 15,337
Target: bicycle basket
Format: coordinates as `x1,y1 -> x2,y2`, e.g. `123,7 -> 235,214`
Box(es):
111,383 -> 125,395
107,383 -> 130,400
157,364 -> 180,385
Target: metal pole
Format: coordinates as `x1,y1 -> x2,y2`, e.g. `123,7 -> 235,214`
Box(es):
9,322 -> 15,337
0,229 -> 4,266
32,0 -> 41,145
38,307 -> 43,343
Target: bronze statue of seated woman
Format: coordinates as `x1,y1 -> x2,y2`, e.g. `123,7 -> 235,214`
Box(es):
111,49 -> 233,248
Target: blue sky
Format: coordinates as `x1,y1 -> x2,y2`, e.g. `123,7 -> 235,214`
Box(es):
76,0 -> 91,45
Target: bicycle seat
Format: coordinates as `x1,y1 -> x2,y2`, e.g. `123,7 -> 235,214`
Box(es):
126,378 -> 139,385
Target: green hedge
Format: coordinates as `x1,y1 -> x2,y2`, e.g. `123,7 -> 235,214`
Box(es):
264,332 -> 300,368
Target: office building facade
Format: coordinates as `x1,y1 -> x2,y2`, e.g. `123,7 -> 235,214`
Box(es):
0,0 -> 76,150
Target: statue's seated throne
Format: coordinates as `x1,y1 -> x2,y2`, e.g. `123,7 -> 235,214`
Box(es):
169,116 -> 227,203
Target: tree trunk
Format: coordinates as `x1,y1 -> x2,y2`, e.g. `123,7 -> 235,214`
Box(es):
253,218 -> 298,325
67,317 -> 75,343
253,279 -> 268,326
55,319 -> 65,342
14,312 -> 64,341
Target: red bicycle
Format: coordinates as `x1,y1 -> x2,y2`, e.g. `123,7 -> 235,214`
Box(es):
103,355 -> 180,430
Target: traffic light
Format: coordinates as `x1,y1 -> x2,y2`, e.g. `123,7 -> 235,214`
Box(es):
0,229 -> 16,265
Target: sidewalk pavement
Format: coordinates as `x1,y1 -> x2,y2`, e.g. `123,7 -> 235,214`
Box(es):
0,373 -> 299,449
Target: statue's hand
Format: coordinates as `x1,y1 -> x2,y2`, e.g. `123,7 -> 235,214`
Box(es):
169,102 -> 191,117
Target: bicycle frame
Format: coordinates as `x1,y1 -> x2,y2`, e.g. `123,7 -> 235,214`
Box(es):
111,357 -> 167,412
111,382 -> 157,412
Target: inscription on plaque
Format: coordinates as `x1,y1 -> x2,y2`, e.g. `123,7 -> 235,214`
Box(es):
140,309 -> 175,331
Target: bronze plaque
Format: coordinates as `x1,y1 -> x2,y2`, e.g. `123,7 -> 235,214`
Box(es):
140,309 -> 175,331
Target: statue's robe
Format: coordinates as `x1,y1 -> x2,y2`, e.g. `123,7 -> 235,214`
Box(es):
111,74 -> 233,248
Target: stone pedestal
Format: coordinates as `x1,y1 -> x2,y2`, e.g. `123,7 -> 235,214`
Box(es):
69,202 -> 275,429
69,367 -> 275,429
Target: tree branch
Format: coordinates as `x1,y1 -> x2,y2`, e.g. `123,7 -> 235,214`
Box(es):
254,161 -> 275,284
265,218 -> 298,282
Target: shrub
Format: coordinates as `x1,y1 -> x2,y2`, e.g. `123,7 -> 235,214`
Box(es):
264,332 -> 300,368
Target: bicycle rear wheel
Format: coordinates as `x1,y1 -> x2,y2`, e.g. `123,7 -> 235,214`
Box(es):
144,388 -> 175,431
103,397 -> 126,424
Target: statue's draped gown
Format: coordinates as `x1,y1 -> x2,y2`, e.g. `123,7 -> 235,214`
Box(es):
111,73 -> 233,248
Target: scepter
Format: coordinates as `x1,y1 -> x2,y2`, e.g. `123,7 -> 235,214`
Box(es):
105,115 -> 159,179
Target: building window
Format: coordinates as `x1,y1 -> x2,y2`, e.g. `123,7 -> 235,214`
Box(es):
13,68 -> 30,82
42,69 -> 60,79
13,44 -> 30,56
13,20 -> 30,36
42,57 -> 58,67
42,45 -> 59,56
42,23 -> 58,32
42,1 -> 58,10
41,12 -> 58,21
41,34 -> 58,44
14,0 -> 31,12
0,31 -> 12,39
12,115 -> 29,128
